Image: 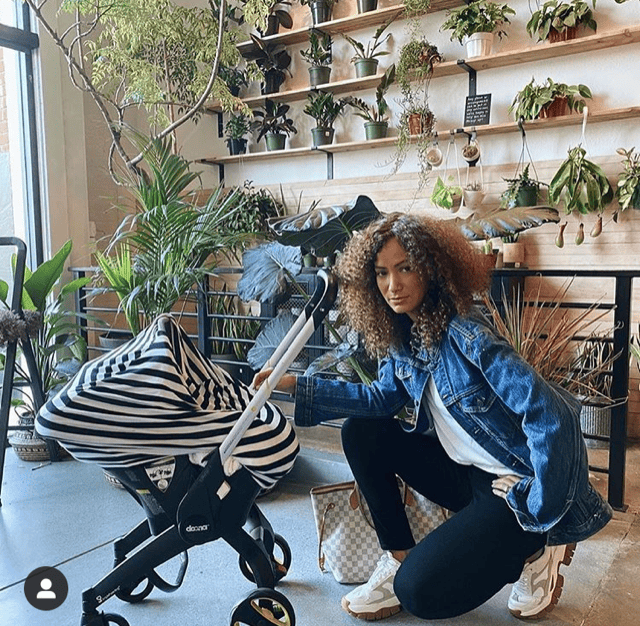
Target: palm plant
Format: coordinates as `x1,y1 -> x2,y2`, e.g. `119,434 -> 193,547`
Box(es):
95,134 -> 250,335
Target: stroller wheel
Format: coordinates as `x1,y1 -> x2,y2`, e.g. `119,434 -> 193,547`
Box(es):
230,587 -> 295,626
115,577 -> 154,603
238,533 -> 292,584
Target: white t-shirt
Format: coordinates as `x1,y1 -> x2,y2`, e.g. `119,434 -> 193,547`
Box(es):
425,376 -> 517,477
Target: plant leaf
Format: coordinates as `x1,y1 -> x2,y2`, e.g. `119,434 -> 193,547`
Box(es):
304,341 -> 358,376
269,195 -> 381,257
237,242 -> 302,303
246,310 -> 297,371
454,206 -> 560,240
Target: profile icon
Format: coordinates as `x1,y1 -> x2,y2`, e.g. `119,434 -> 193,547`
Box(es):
24,566 -> 68,610
36,578 -> 56,599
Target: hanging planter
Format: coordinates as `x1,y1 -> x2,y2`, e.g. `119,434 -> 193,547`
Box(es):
462,139 -> 481,165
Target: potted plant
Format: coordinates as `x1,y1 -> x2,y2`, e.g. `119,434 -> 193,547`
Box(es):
300,31 -> 333,87
346,64 -> 396,140
95,133 -> 252,336
219,65 -> 250,98
440,0 -> 516,57
396,38 -> 443,96
256,1 -> 293,37
242,34 -> 292,94
526,0 -> 597,43
300,0 -> 338,25
252,98 -> 298,151
462,139 -> 481,165
615,147 -> 640,213
357,0 -> 378,13
501,164 -> 547,208
509,77 -> 592,120
303,91 -> 348,147
431,175 -> 463,211
343,17 -> 394,78
463,180 -> 485,209
1,240 -> 91,460
549,145 -> 614,221
225,113 -> 252,155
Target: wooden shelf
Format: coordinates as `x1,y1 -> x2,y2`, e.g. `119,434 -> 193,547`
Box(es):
210,25 -> 640,111
236,3 -> 460,53
199,106 -> 640,167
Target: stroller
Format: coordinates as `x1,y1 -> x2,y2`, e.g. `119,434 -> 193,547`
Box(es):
36,270 -> 337,626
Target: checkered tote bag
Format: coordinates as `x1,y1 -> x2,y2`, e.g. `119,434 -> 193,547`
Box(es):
310,479 -> 447,583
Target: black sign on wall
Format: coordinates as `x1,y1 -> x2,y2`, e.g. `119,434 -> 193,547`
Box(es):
464,94 -> 492,127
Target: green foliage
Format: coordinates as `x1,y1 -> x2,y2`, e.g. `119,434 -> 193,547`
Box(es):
396,39 -> 443,93
509,77 -> 592,121
430,176 -> 463,209
526,0 -> 597,42
548,145 -> 614,215
440,1 -> 516,44
0,240 -> 91,411
343,17 -> 393,62
244,34 -> 293,76
304,91 -> 348,129
225,113 -> 252,140
251,99 -> 298,142
96,134 -> 251,335
80,0 -> 243,128
615,147 -> 640,212
300,31 -> 332,67
500,165 -> 547,208
346,64 -> 396,123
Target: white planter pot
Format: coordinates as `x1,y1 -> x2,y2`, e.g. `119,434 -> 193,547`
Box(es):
465,32 -> 494,58
463,188 -> 485,209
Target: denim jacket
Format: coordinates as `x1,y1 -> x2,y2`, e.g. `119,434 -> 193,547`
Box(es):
294,308 -> 612,545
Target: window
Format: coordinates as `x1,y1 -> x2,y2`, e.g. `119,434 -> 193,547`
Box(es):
0,1 -> 43,287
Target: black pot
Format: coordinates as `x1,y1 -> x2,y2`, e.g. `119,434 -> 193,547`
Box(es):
227,138 -> 248,156
357,0 -> 378,12
262,70 -> 285,95
310,1 -> 332,25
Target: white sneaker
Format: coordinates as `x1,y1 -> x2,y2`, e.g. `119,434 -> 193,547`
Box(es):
508,543 -> 576,619
341,552 -> 402,621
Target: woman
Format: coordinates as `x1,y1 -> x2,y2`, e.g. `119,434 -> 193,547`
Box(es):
253,213 -> 612,621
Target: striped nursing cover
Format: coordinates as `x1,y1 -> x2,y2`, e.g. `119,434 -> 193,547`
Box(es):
36,314 -> 299,489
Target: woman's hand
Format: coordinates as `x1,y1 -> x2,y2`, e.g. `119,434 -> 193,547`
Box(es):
251,369 -> 297,395
491,475 -> 521,500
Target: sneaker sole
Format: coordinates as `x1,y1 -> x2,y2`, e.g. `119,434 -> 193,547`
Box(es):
509,543 -> 576,620
341,596 -> 402,621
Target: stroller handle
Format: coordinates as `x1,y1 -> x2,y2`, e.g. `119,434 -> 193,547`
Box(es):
219,269 -> 338,464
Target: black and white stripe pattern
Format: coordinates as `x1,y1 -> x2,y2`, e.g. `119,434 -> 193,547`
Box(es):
36,315 -> 299,489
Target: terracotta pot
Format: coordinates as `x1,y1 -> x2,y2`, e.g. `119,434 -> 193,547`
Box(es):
540,96 -> 569,118
502,242 -> 526,267
549,26 -> 578,44
407,112 -> 434,136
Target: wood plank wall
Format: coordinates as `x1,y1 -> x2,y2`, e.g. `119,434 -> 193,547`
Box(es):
257,154 -> 640,440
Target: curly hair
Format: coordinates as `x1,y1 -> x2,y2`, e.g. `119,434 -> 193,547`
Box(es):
335,213 -> 493,358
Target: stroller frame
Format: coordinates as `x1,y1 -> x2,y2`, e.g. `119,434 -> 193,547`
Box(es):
76,270 -> 338,626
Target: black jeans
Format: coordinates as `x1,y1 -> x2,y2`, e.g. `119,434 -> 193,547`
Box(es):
341,417 -> 547,620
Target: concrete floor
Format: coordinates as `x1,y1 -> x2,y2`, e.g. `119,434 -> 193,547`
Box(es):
0,428 -> 638,626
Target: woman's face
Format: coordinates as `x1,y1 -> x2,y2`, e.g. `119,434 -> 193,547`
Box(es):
374,237 -> 427,322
